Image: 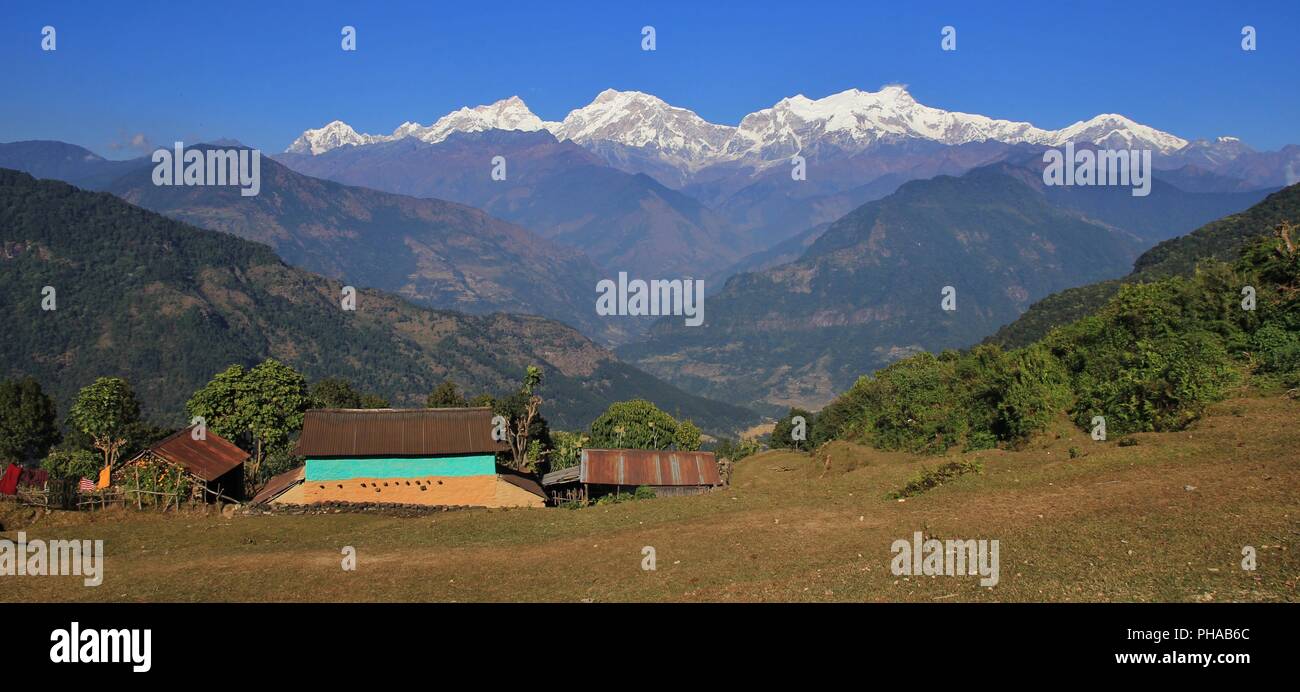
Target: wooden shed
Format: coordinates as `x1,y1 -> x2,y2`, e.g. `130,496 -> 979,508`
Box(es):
541,448 -> 722,504
125,426 -> 248,502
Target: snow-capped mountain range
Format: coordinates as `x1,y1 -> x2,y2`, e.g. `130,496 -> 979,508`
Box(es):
287,85 -> 1209,171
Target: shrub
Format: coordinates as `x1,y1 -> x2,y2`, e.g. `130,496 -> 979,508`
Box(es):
547,430 -> 587,472
887,459 -> 983,499
40,449 -> 100,480
1050,280 -> 1239,435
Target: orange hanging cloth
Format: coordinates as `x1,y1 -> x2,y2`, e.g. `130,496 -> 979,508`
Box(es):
95,465 -> 112,490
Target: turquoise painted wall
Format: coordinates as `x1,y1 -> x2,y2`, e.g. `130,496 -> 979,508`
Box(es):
305,454 -> 497,481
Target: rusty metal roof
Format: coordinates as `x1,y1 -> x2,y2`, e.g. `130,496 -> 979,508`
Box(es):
575,449 -> 721,487
143,427 -> 249,482
294,408 -> 506,457
250,466 -> 304,505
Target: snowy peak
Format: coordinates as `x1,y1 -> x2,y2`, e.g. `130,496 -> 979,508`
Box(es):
285,86 -> 1198,166
555,89 -> 734,167
286,120 -> 381,155
1047,113 -> 1188,153
285,97 -> 558,155
409,95 -> 560,144
725,85 -> 1053,161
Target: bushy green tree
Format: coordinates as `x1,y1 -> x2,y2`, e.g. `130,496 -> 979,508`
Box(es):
588,399 -> 681,450
310,378 -> 389,409
1240,222 -> 1300,388
310,378 -> 363,409
427,380 -> 469,408
0,377 -> 61,465
187,359 -> 309,489
673,420 -> 702,451
68,377 -> 141,471
771,407 -> 814,450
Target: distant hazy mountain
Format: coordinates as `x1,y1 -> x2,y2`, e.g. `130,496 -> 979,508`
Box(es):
0,140 -> 625,345
0,168 -> 757,432
277,130 -> 750,280
0,140 -> 139,189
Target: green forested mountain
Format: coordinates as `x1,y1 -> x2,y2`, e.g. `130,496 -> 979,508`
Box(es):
988,182 -> 1300,348
621,163 -> 1144,409
0,169 -> 756,432
0,140 -> 625,345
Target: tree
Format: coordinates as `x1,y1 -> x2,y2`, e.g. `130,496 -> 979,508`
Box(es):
311,378 -> 388,409
673,420 -> 702,451
547,430 -> 588,472
310,378 -> 362,409
0,377 -> 61,465
502,366 -> 544,471
427,380 -> 468,408
588,399 -> 681,450
68,377 -> 141,472
771,408 -> 814,450
187,360 -> 309,490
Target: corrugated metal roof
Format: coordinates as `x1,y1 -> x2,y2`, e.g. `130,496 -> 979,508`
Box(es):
250,466 -> 304,505
541,464 -> 581,487
578,449 -> 721,487
144,427 -> 249,482
294,408 -> 507,457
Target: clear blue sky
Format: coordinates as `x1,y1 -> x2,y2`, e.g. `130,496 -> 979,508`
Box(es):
2,0 -> 1297,157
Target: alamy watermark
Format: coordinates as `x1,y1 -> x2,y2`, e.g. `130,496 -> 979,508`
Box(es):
0,532 -> 103,587
50,622 -> 151,672
890,531 -> 999,587
596,272 -> 704,326
1042,142 -> 1152,197
152,142 -> 261,197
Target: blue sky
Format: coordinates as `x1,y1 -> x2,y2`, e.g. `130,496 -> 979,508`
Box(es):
2,0 -> 1298,157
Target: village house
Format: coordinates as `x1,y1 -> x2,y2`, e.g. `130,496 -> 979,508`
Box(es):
254,408 -> 546,508
541,448 -> 722,504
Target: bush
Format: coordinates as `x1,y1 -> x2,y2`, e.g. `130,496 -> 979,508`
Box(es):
121,456 -> 192,507
40,449 -> 100,480
887,459 -> 983,499
714,438 -> 760,461
547,430 -> 587,472
1049,279 -> 1239,435
593,486 -> 655,506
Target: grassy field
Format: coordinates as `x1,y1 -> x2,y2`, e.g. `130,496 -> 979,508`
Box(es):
2,394 -> 1297,603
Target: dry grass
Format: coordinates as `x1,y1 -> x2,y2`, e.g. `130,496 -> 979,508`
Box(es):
2,394 -> 1297,603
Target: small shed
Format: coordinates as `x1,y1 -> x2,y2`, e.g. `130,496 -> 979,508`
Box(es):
126,426 -> 248,502
541,448 -> 722,504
